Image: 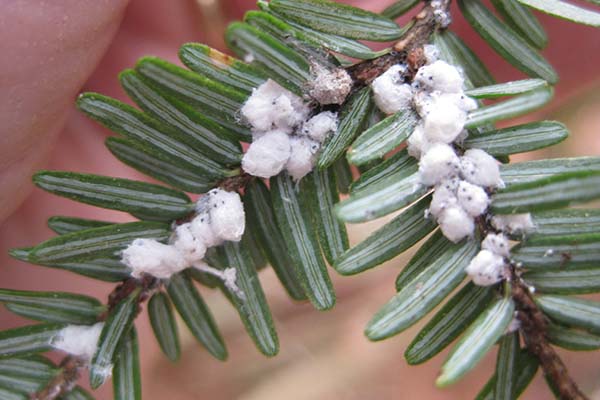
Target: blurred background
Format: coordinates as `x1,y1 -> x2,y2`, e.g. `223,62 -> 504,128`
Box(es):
1,0 -> 600,398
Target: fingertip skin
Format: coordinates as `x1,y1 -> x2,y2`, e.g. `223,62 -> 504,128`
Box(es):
0,0 -> 130,222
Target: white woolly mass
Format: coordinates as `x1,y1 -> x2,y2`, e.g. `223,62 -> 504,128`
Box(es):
286,136 -> 320,181
52,322 -> 104,361
406,124 -> 432,159
241,80 -> 337,181
172,223 -> 207,264
423,44 -> 440,64
482,233 -> 511,257
438,205 -> 474,243
122,189 -> 245,281
242,130 -> 291,178
207,189 -> 246,242
122,238 -> 187,279
397,47 -> 503,249
250,127 -> 288,140
465,249 -> 506,286
371,64 -> 413,114
422,94 -> 467,143
241,79 -> 309,132
431,0 -> 452,27
453,93 -> 478,112
418,143 -> 461,186
429,183 -> 457,218
189,212 -> 222,248
491,213 -> 536,234
460,149 -> 503,188
457,180 -> 490,217
414,60 -> 463,93
413,90 -> 433,118
301,111 -> 338,143
309,65 -> 353,105
439,176 -> 460,192
417,92 -> 476,116
366,46 -> 515,283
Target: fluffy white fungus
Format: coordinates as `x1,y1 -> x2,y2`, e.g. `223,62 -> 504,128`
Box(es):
207,189 -> 246,242
371,64 -> 413,114
437,205 -> 474,243
460,149 -> 503,188
414,60 -> 463,93
122,238 -> 187,279
418,143 -> 461,186
52,322 -> 104,361
286,136 -> 320,181
422,94 -> 467,143
172,223 -> 207,264
301,111 -> 338,143
429,183 -> 457,218
481,233 -> 511,257
309,65 -> 353,105
491,213 -> 536,235
242,130 -> 291,178
240,79 -> 309,132
406,124 -> 432,159
465,249 -> 506,286
457,180 -> 490,217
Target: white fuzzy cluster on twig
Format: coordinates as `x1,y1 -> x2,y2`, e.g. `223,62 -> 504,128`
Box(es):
466,233 -> 510,286
370,45 -> 537,286
308,63 -> 353,106
372,51 -> 496,243
491,213 -> 536,235
51,322 -> 104,361
431,0 -> 452,28
241,79 -> 340,181
121,189 -> 245,298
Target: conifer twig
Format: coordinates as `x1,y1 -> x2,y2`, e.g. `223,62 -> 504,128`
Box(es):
33,275 -> 159,400
348,0 -> 452,85
31,356 -> 85,400
511,272 -> 589,400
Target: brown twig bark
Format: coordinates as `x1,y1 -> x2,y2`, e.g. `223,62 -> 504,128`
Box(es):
30,356 -> 85,400
347,0 -> 452,86
104,274 -> 159,319
218,172 -> 254,193
511,270 -> 589,400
